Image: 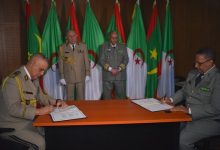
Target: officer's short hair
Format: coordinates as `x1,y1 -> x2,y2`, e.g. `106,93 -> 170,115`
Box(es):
29,53 -> 48,64
108,31 -> 118,38
196,48 -> 216,62
66,29 -> 76,36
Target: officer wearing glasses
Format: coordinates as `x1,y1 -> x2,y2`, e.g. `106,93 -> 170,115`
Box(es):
161,48 -> 220,150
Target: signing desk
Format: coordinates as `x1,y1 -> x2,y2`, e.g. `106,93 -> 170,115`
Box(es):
33,100 -> 191,150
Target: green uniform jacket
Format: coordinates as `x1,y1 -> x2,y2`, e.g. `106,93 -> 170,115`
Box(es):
98,42 -> 128,81
172,67 -> 220,121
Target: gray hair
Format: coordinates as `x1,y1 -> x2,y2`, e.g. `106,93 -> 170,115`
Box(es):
196,48 -> 216,62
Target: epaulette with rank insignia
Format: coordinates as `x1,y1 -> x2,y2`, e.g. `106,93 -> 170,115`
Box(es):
9,71 -> 21,78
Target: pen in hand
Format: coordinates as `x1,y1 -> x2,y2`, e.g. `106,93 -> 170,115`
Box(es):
160,94 -> 166,103
163,94 -> 166,100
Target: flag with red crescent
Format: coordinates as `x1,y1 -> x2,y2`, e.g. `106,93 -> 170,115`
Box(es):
83,0 -> 104,100
126,0 -> 148,99
41,1 -> 65,99
157,0 -> 175,97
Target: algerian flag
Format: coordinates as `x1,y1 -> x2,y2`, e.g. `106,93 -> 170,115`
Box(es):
83,0 -> 104,100
105,0 -> 125,43
126,0 -> 147,99
146,0 -> 162,98
42,0 -> 65,99
157,0 -> 175,97
25,0 -> 41,60
66,0 -> 81,41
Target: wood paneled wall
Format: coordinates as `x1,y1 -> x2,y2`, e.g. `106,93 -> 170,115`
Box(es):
0,0 -> 220,82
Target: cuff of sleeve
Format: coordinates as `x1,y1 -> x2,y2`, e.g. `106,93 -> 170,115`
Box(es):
60,74 -> 64,79
25,107 -> 36,120
86,70 -> 90,76
188,107 -> 192,114
104,64 -> 110,71
119,64 -> 126,70
170,98 -> 174,103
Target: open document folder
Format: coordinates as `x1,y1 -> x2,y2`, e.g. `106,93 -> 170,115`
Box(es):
131,98 -> 173,112
50,105 -> 86,122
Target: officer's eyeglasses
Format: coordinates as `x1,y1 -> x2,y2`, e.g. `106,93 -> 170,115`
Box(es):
195,59 -> 211,66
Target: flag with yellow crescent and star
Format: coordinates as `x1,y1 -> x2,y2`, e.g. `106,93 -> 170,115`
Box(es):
146,0 -> 162,98
25,0 -> 42,60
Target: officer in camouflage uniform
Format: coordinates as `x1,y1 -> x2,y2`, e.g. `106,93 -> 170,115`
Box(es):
99,31 -> 128,99
0,54 -> 67,150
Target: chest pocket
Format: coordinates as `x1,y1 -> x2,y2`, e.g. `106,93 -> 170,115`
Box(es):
14,77 -> 37,107
198,87 -> 212,97
63,52 -> 74,64
104,49 -> 112,61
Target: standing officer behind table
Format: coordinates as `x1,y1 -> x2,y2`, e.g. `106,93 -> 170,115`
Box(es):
0,54 -> 67,150
58,30 -> 90,100
161,48 -> 220,150
99,31 -> 128,99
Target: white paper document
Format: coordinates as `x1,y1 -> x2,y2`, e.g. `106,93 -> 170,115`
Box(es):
131,98 -> 173,112
50,105 -> 86,122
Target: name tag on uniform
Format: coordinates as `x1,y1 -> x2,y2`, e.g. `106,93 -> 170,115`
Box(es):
117,49 -> 123,54
200,87 -> 210,92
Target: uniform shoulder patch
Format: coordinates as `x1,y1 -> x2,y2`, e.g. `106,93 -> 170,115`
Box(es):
9,71 -> 21,78
24,75 -> 29,81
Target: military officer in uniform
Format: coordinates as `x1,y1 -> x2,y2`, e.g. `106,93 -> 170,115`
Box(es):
58,30 -> 90,100
161,48 -> 220,150
99,31 -> 128,99
0,54 -> 67,150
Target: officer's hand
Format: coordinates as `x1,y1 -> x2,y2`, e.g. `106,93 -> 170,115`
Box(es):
56,100 -> 68,108
36,105 -> 54,116
160,97 -> 172,105
60,79 -> 66,85
170,105 -> 189,113
85,76 -> 90,82
111,69 -> 119,76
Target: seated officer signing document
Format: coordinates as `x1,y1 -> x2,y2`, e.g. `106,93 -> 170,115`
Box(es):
161,48 -> 220,150
0,54 -> 67,150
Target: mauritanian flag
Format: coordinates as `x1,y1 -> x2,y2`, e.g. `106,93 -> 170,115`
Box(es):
146,0 -> 162,98
126,0 -> 147,99
83,0 -> 104,100
66,0 -> 81,41
157,0 -> 175,97
25,0 -> 41,60
105,0 -> 125,43
42,0 -> 65,99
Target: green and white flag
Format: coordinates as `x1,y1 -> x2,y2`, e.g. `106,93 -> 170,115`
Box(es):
83,0 -> 105,100
42,0 -> 65,99
157,0 -> 175,97
126,0 -> 147,99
